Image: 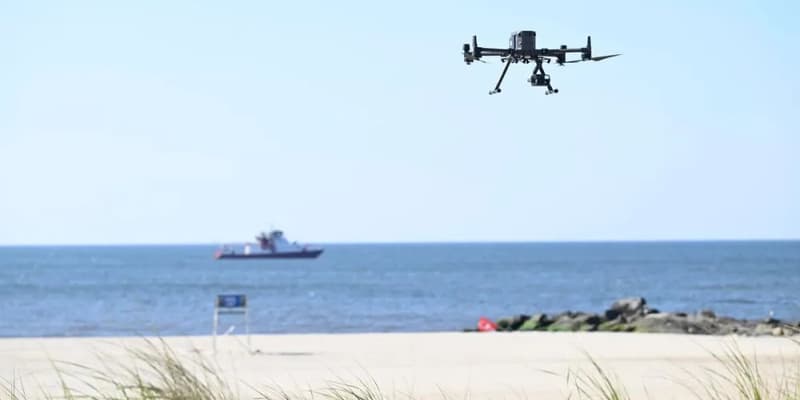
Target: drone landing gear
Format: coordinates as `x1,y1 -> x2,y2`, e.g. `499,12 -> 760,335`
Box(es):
487,57 -> 560,95
489,57 -> 513,95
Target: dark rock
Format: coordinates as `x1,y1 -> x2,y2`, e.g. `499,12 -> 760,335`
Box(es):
689,318 -> 723,335
754,323 -> 776,336
713,319 -> 742,335
631,313 -> 693,334
607,297 -> 648,320
716,316 -> 746,334
494,315 -> 532,331
698,309 -> 716,319
552,310 -> 578,319
716,316 -> 740,325
548,313 -> 601,332
473,298 -> 799,336
496,318 -> 511,331
604,309 -> 621,321
731,319 -> 759,336
519,314 -> 550,331
597,316 -> 633,332
686,310 -> 740,335
508,314 -> 530,331
584,314 -> 602,326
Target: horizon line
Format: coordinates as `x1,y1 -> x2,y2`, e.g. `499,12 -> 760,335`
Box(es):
1,237 -> 799,247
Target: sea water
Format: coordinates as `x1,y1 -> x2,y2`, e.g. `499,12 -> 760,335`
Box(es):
0,241 -> 798,337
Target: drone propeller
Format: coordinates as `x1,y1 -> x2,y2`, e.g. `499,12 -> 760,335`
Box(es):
564,54 -> 621,63
589,54 -> 621,61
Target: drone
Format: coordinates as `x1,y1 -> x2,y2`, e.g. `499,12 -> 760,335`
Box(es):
463,30 -> 620,95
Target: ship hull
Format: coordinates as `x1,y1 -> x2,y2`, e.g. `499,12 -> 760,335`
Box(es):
215,249 -> 324,260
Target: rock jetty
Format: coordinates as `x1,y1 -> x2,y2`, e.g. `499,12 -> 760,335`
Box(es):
475,297 -> 799,336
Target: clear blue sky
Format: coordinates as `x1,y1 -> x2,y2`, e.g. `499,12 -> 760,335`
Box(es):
1,1 -> 798,245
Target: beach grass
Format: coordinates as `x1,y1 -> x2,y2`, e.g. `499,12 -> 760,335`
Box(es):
60,339 -> 233,400
683,339 -> 800,400
2,338 -> 799,400
565,353 -> 631,400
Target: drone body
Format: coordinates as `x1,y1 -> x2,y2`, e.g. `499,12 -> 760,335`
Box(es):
463,31 -> 620,95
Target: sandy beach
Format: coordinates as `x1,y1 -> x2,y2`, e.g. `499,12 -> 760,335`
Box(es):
2,331 -> 798,399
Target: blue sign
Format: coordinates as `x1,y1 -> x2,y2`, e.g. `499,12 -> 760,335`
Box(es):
216,294 -> 247,308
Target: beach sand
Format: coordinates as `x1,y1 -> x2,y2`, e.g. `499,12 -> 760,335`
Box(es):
1,332 -> 798,399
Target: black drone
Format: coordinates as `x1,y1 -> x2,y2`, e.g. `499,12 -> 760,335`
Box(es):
463,31 -> 620,95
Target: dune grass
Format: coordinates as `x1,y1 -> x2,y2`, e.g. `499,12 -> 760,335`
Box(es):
47,339 -> 236,400
684,340 -> 800,400
560,339 -> 800,400
1,339 -> 799,400
565,353 -> 631,400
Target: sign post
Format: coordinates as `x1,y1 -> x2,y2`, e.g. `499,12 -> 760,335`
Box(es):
212,294 -> 249,353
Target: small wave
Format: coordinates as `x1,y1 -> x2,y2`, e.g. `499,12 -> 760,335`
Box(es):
716,298 -> 758,305
694,283 -> 755,290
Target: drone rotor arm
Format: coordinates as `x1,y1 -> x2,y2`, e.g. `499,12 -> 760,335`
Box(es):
464,46 -> 509,64
543,48 -> 584,54
537,49 -> 583,65
474,47 -> 511,58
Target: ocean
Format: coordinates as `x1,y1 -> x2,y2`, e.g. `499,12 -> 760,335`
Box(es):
0,241 -> 798,338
